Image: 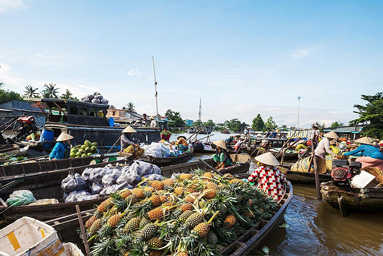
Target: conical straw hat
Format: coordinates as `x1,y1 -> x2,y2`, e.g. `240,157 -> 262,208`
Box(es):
324,131 -> 339,139
122,126 -> 137,133
255,152 -> 280,166
213,140 -> 227,150
56,132 -> 73,142
355,136 -> 372,145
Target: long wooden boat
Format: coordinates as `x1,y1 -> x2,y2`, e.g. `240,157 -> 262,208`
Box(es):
0,157 -> 248,221
283,169 -> 332,183
320,182 -> 383,216
0,144 -> 23,156
46,178 -> 293,256
141,151 -> 193,166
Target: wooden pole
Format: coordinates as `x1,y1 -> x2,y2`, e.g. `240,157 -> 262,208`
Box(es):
311,139 -> 322,200
76,205 -> 91,256
152,56 -> 159,128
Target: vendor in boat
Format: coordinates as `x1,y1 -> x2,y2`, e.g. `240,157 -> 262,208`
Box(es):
212,140 -> 233,169
314,131 -> 339,159
49,132 -> 73,160
175,136 -> 189,152
160,127 -> 171,141
234,136 -> 245,152
343,137 -> 383,170
248,152 -> 286,201
295,140 -> 308,151
121,126 -> 139,150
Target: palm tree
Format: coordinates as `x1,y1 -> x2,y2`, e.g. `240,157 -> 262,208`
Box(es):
24,85 -> 39,98
60,89 -> 73,99
41,83 -> 59,98
126,102 -> 135,112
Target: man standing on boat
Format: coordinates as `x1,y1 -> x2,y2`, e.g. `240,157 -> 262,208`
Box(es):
49,132 -> 73,160
314,131 -> 339,159
121,126 -> 138,150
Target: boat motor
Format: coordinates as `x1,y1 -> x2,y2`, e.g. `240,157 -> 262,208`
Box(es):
331,159 -> 362,185
6,116 -> 38,143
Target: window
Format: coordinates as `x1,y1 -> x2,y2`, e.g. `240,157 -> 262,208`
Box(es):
70,107 -> 78,115
112,111 -> 116,116
80,108 -> 88,115
89,108 -> 96,117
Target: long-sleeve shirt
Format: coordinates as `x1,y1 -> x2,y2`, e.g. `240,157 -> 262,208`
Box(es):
121,134 -> 135,150
343,144 -> 383,160
49,142 -> 67,160
315,137 -> 337,158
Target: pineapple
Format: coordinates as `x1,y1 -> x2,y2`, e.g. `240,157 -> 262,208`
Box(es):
120,189 -> 132,198
206,182 -> 218,190
137,223 -> 157,241
85,216 -> 97,229
202,172 -> 213,180
151,180 -> 164,190
125,195 -> 139,204
163,178 -> 175,187
203,189 -> 216,199
147,207 -> 164,220
124,217 -> 140,232
140,217 -> 150,228
179,173 -> 192,180
107,214 -> 120,228
176,252 -> 188,256
229,179 -> 243,184
192,222 -> 210,237
132,188 -> 145,198
97,197 -> 112,213
149,195 -> 162,207
149,250 -> 162,256
223,215 -> 236,228
174,187 -> 184,196
89,219 -> 102,235
185,212 -> 204,228
144,187 -> 154,197
216,244 -> 225,252
159,195 -> 168,203
179,210 -> 194,222
179,203 -> 193,212
207,232 -> 218,245
184,194 -> 197,203
147,237 -> 163,248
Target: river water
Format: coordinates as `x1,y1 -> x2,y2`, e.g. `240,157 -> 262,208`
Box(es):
170,132 -> 383,255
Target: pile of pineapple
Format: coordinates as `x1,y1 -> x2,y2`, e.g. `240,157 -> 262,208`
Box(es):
85,169 -> 278,256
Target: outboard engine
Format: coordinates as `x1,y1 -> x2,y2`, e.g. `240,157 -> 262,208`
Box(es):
331,159 -> 362,185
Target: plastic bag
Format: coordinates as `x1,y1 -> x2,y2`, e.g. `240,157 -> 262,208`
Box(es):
130,160 -> 161,177
6,190 -> 36,206
65,190 -> 98,203
90,183 -> 104,195
61,173 -> 88,193
143,174 -> 164,181
102,169 -> 122,186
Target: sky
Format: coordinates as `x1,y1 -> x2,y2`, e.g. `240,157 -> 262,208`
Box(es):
0,0 -> 382,128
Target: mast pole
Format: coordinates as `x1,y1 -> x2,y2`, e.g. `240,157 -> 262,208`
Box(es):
152,56 -> 159,128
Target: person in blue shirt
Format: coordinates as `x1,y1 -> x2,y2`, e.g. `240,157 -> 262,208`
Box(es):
49,132 -> 73,160
343,136 -> 383,170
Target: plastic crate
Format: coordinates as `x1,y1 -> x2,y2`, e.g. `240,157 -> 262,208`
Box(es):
0,217 -> 64,256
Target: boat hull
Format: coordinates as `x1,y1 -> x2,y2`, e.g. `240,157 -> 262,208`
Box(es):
285,170 -> 331,184
141,152 -> 193,166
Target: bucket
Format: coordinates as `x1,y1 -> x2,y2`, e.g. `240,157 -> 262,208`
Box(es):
40,129 -> 54,149
108,118 -> 114,127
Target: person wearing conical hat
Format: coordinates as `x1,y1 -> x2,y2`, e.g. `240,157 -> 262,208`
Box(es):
248,152 -> 286,201
314,131 -> 339,159
212,140 -> 233,169
175,136 -> 189,152
49,132 -> 73,160
121,126 -> 138,151
343,137 -> 383,170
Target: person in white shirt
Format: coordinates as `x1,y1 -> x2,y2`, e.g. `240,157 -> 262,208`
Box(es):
315,131 -> 339,158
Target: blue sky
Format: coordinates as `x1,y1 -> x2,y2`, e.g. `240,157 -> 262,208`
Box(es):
0,0 -> 382,128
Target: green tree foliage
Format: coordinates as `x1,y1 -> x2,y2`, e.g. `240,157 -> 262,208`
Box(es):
264,116 -> 277,131
224,118 -> 247,132
193,120 -> 203,127
205,119 -> 215,128
252,114 -> 265,131
330,121 -> 344,128
215,123 -> 225,131
0,87 -> 23,104
350,92 -> 383,139
165,109 -> 185,127
126,102 -> 135,112
24,85 -> 39,98
60,89 -> 78,100
41,83 -> 59,98
312,121 -> 325,131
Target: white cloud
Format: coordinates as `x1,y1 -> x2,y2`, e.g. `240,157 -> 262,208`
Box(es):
0,0 -> 28,13
291,48 -> 311,60
127,68 -> 143,77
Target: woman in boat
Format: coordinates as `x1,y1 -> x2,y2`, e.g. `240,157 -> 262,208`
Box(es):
160,127 -> 171,141
314,131 -> 339,159
175,136 -> 189,152
49,132 -> 73,160
234,136 -> 245,152
343,137 -> 383,170
212,140 -> 233,169
248,152 -> 286,201
121,126 -> 139,150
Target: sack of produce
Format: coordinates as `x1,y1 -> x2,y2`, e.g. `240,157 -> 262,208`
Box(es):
102,169 -> 122,186
100,183 -> 133,195
61,173 -> 88,193
130,160 -> 161,176
143,173 -> 164,181
64,190 -> 98,203
90,183 -> 104,195
6,190 -> 36,206
89,168 -> 105,184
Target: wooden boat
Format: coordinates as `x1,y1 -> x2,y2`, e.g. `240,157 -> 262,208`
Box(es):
0,144 -> 24,155
46,178 -> 293,256
282,169 -> 331,183
141,151 -> 193,166
321,182 -> 383,216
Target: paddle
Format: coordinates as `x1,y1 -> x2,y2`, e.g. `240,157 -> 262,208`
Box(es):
198,158 -> 223,176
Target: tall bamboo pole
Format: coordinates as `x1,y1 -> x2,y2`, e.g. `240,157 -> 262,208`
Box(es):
152,56 -> 159,127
